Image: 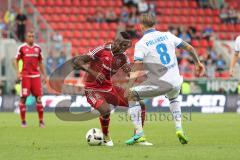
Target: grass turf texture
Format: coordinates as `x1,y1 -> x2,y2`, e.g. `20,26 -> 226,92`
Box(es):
0,113 -> 239,160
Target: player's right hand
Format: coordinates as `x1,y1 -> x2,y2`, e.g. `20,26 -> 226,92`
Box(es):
195,62 -> 205,77
229,68 -> 234,77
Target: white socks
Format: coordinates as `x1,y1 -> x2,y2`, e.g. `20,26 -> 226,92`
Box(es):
169,100 -> 182,130
128,101 -> 144,135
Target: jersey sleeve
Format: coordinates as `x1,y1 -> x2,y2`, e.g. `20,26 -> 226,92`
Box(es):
88,46 -> 104,59
168,32 -> 183,48
15,46 -> 23,60
134,42 -> 148,61
38,47 -> 43,62
234,37 -> 240,53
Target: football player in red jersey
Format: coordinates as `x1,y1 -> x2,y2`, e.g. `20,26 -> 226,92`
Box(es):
15,30 -> 46,128
73,32 -> 151,146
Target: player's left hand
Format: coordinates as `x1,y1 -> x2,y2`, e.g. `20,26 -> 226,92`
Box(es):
195,62 -> 205,77
42,76 -> 47,85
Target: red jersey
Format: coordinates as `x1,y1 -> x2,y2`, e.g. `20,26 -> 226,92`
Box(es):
16,43 -> 43,77
84,44 -> 130,92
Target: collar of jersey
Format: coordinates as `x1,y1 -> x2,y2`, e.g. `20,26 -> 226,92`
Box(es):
144,28 -> 156,35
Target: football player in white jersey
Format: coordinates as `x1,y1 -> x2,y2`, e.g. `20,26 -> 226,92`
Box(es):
126,13 -> 205,145
229,35 -> 240,76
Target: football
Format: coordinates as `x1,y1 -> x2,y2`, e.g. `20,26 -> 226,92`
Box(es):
85,128 -> 104,146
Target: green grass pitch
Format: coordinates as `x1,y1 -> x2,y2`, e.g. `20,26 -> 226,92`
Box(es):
0,112 -> 239,160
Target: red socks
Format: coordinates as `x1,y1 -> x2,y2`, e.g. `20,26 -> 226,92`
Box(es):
99,115 -> 110,136
36,103 -> 44,122
19,102 -> 26,122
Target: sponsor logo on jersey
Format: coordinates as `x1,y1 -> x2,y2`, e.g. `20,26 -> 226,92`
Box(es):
25,54 -> 39,57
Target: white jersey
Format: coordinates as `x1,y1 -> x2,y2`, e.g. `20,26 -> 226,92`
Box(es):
234,35 -> 240,53
134,29 -> 183,87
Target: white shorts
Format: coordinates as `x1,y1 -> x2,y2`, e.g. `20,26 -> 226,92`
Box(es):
131,80 -> 181,100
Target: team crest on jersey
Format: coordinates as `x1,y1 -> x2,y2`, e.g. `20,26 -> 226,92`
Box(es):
34,48 -> 39,52
25,48 -> 29,52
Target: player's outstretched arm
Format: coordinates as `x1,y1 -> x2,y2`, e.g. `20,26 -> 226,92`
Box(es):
72,55 -> 106,83
178,41 -> 205,76
229,52 -> 239,76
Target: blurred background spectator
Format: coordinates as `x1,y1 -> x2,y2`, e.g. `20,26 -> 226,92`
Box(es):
105,8 -> 118,23
15,9 -> 27,42
137,0 -> 149,14
52,32 -> 63,51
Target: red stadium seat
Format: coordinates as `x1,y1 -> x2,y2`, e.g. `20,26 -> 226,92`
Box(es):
191,40 -> 200,47
227,24 -> 235,32
37,0 -> 45,6
189,9 -> 197,16
189,16 -> 196,24
99,31 -> 108,38
73,0 -> 80,6
75,23 -> 83,30
100,23 -> 109,30
213,17 -> 221,24
189,1 -> 197,8
196,17 -> 203,24
212,9 -> 220,16
174,1 -> 181,8
89,0 -> 97,6
109,23 -> 117,30
172,9 -> 180,15
219,24 -> 228,32
69,15 -> 77,22
77,15 -> 85,22
82,23 -> 92,30
204,17 -> 212,24
182,9 -> 189,16
116,0 -> 122,7
200,39 -> 208,48
93,31 -> 100,38
236,24 -> 240,32
63,31 -> 72,38
171,16 -> 179,24
109,31 -> 116,39
88,7 -> 95,15
159,16 -> 170,23
196,9 -> 205,16
73,31 -> 81,38
82,31 -> 91,38
181,1 -> 189,8
64,0 -> 71,6
212,25 -> 219,32
79,7 -> 87,14
55,0 -> 63,6
204,9 -> 212,16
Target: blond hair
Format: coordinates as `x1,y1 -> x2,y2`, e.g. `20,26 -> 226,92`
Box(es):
139,13 -> 156,28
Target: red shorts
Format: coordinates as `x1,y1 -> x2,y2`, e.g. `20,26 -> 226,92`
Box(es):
85,86 -> 128,109
21,76 -> 42,97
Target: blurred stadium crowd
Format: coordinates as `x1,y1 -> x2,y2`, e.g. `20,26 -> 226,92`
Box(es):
0,0 -> 240,87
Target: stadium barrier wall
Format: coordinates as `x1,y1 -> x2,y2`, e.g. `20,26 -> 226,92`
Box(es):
0,94 -> 240,113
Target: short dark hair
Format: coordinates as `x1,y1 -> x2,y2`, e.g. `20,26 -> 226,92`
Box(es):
139,13 -> 156,28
